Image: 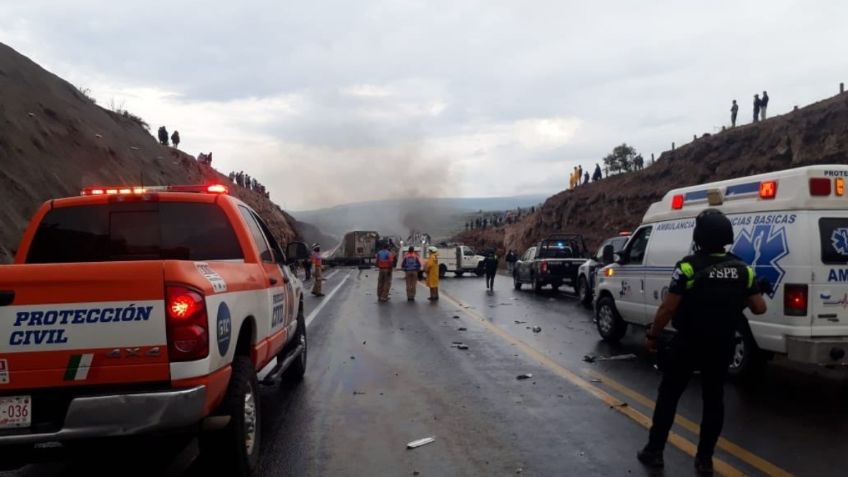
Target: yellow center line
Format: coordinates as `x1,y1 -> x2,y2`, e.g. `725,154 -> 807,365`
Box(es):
434,287 -> 769,477
582,368 -> 793,477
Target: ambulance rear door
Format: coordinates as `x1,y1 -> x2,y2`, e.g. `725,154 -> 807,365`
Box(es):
810,213 -> 848,337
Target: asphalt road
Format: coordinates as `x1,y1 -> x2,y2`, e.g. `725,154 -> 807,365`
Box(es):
5,269 -> 848,476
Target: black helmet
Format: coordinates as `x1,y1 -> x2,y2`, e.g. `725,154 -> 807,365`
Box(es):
693,209 -> 734,252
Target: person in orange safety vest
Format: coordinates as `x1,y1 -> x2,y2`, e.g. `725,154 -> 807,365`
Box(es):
375,242 -> 396,302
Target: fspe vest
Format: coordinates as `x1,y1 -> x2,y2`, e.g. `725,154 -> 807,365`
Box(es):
671,253 -> 755,340
376,250 -> 394,269
402,254 -> 421,271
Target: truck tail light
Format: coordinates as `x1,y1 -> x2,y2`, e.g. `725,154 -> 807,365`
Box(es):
166,284 -> 209,361
540,261 -> 548,273
784,284 -> 808,316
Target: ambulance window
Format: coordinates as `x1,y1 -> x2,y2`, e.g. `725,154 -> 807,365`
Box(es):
239,206 -> 273,262
625,227 -> 652,265
819,218 -> 848,264
27,202 -> 243,263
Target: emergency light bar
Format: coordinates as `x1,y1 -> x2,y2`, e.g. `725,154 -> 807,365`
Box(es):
81,184 -> 229,196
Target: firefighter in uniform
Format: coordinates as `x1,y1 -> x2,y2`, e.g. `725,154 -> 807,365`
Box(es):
376,242 -> 395,302
310,244 -> 325,297
638,209 -> 767,474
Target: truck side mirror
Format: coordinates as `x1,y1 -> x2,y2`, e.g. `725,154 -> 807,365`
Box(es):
602,245 -> 615,265
285,242 -> 309,264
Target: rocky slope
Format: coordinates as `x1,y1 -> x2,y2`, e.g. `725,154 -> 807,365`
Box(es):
456,92 -> 848,255
0,42 -> 300,262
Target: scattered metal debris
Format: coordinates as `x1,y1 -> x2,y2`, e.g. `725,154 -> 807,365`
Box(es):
407,437 -> 435,449
599,353 -> 638,361
458,327 -> 467,331
456,344 -> 469,350
590,378 -> 602,383
583,354 -> 597,363
514,320 -> 526,324
516,373 -> 533,380
452,315 -> 461,319
532,326 -> 542,333
350,356 -> 356,360
353,391 -> 366,395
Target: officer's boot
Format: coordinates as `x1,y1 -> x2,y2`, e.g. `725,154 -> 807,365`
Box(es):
694,455 -> 714,474
636,446 -> 664,469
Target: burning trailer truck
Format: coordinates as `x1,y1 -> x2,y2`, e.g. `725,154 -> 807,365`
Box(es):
326,231 -> 380,267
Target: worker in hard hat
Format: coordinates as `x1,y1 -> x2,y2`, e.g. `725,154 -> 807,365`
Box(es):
424,246 -> 440,301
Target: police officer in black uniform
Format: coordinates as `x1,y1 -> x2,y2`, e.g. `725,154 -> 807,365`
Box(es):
637,209 -> 767,474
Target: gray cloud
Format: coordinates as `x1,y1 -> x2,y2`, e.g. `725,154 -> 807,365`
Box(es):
3,0 -> 848,209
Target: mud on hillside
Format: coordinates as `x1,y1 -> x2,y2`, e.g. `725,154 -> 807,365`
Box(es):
456,92 -> 848,255
0,42 -> 300,263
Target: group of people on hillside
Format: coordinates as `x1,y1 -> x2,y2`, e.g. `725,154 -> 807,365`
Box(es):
571,163 -> 609,190
157,126 -> 180,148
466,206 -> 537,231
730,91 -> 769,127
228,171 -> 270,198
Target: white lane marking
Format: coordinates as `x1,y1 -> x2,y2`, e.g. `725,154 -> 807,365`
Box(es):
305,271 -> 352,328
323,269 -> 340,281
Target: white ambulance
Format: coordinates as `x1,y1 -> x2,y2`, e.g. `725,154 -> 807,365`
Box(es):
594,165 -> 848,377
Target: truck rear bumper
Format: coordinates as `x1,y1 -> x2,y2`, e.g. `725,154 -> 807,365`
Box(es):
786,336 -> 848,365
0,385 -> 206,446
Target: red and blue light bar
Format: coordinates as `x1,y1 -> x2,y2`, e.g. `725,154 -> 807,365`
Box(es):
81,184 -> 229,196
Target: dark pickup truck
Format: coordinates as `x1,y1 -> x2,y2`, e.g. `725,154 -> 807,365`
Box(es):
513,234 -> 589,292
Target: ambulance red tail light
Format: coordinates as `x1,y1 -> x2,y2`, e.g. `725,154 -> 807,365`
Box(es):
784,284 -> 808,317
759,181 -> 777,199
809,178 -> 831,196
671,194 -> 684,210
165,284 -> 209,361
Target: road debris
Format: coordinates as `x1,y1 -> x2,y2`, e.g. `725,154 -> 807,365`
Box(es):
456,344 -> 469,350
514,320 -> 526,324
407,437 -> 435,449
453,315 -> 461,319
353,391 -> 366,395
599,353 -> 638,361
583,354 -> 597,363
590,378 -> 602,383
458,327 -> 467,331
532,326 -> 542,333
516,373 -> 533,380
350,356 -> 356,360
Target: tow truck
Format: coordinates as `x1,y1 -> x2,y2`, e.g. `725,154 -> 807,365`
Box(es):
0,184 -> 310,475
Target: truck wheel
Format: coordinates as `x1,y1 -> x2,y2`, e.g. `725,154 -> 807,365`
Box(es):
727,321 -> 768,380
439,265 -> 447,278
200,356 -> 261,477
532,275 -> 543,292
456,271 -> 464,278
596,296 -> 627,342
577,276 -> 592,308
282,310 -> 307,384
513,273 -> 522,290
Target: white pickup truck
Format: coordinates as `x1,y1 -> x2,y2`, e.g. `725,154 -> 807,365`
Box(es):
435,245 -> 485,278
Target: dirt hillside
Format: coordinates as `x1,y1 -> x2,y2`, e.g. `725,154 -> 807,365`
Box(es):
0,42 -> 301,262
456,92 -> 848,254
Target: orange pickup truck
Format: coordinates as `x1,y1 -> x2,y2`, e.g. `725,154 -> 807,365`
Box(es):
0,184 -> 310,475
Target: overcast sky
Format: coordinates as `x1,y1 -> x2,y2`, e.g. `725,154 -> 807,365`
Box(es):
3,0 -> 847,210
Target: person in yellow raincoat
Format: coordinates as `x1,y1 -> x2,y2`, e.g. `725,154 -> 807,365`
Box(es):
424,246 -> 440,301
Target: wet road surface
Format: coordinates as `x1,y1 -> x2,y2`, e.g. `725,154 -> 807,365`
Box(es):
4,269 -> 847,476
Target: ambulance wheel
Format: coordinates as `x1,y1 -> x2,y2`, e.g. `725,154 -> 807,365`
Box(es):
282,309 -> 307,384
577,276 -> 592,308
513,273 -> 522,290
439,265 -> 447,278
596,296 -> 627,342
200,356 -> 260,477
727,322 -> 767,380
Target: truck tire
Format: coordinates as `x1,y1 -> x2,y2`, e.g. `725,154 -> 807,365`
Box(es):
513,273 -> 522,290
577,276 -> 592,308
595,296 -> 627,342
439,264 -> 447,278
532,275 -> 543,292
456,271 -> 464,278
281,309 -> 307,384
727,320 -> 768,380
200,356 -> 261,477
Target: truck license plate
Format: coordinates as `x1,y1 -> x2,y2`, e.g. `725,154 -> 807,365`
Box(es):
0,396 -> 31,429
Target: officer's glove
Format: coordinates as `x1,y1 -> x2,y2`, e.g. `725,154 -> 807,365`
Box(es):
755,277 -> 773,295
